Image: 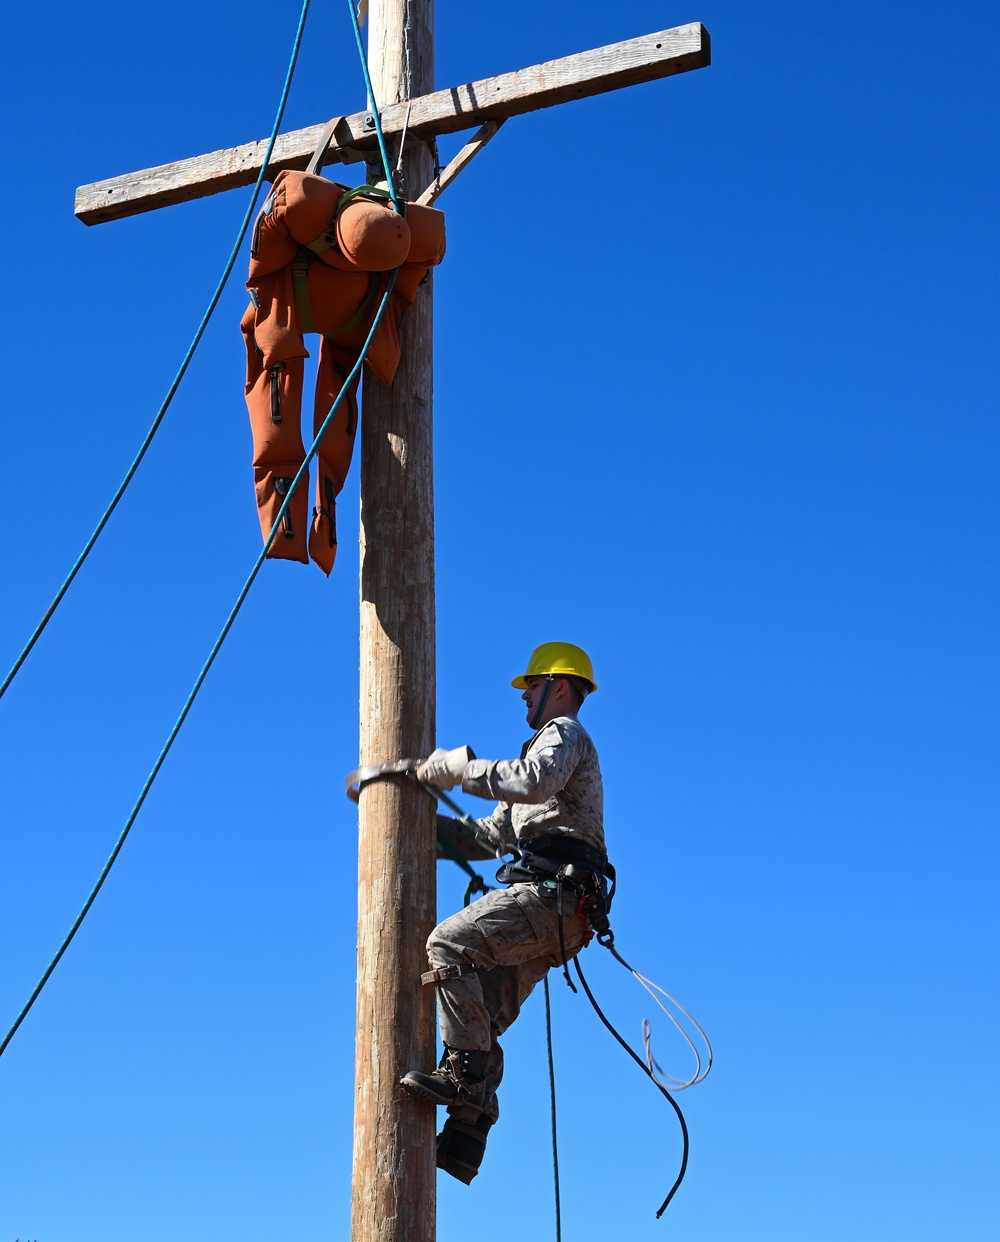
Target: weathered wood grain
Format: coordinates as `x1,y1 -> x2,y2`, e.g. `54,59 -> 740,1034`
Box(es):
354,2 -> 437,1239
75,22 -> 709,224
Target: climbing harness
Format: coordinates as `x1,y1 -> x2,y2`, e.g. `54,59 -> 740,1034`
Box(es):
0,0 -> 314,706
242,167 -> 444,574
492,830 -> 614,992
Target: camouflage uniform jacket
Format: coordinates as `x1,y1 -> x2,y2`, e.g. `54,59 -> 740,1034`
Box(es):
461,715 -> 605,856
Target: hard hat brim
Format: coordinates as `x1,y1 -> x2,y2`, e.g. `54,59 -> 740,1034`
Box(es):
511,670 -> 597,693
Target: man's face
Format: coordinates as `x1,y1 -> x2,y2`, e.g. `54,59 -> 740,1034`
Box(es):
522,675 -> 555,728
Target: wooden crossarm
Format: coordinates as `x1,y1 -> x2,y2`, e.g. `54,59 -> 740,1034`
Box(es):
74,22 -> 709,225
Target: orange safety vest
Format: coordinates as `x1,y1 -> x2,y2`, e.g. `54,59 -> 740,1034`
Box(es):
241,170 -> 446,574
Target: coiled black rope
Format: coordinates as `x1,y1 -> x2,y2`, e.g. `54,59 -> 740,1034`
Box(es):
572,950 -> 689,1219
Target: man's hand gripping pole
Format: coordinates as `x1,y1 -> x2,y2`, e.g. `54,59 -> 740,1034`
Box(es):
343,754 -> 498,856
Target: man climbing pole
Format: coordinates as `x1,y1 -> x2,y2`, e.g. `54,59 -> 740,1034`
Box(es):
401,641 -> 611,1185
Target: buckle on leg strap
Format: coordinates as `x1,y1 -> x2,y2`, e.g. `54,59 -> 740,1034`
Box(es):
421,964 -> 475,986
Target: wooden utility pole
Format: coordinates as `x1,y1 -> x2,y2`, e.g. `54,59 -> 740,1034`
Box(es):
74,17 -> 709,1242
354,2 -> 437,1240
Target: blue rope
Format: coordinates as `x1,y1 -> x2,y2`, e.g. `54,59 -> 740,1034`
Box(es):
0,0 -> 313,706
346,0 -> 404,212
0,0 -> 411,1065
0,271 -> 397,1062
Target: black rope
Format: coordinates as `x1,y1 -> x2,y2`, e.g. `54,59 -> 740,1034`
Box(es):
543,976 -> 562,1242
555,881 -> 578,993
572,952 -> 689,1219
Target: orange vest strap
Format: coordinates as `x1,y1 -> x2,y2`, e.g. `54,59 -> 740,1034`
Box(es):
291,249 -> 315,333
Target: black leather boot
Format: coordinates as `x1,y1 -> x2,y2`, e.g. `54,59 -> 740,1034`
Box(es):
400,1047 -> 489,1105
436,1114 -> 494,1184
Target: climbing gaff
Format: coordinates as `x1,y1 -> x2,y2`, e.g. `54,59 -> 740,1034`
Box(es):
344,759 -> 498,852
344,756 -> 423,802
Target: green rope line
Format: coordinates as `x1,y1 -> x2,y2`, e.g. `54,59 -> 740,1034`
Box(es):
543,977 -> 563,1242
0,0 -> 313,705
0,271 -> 397,1062
425,775 -> 561,1234
0,0 -> 414,1063
346,0 -> 404,212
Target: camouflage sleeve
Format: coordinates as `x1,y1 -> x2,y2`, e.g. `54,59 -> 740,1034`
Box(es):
462,720 -> 582,805
474,802 -> 514,851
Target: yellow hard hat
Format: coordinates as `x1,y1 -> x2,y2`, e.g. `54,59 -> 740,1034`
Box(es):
511,642 -> 598,693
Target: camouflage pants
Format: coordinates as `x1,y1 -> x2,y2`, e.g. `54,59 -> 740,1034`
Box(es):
426,882 -> 589,1124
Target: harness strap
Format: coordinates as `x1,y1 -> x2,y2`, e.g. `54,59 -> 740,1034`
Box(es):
329,356 -> 358,434
556,881 -> 577,994
421,963 -> 476,986
304,185 -> 398,258
292,255 -> 380,341
336,183 -> 395,213
528,833 -> 609,873
293,179 -> 396,335
312,478 -> 339,549
305,229 -> 338,256
325,271 -> 381,339
305,115 -> 346,176
291,249 -> 315,333
272,477 -> 296,538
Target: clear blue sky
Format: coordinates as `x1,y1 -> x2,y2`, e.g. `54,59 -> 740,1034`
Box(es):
1,1 -> 997,1238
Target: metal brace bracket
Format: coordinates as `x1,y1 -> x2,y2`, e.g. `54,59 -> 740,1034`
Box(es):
306,115 -> 371,175
416,118 -> 506,206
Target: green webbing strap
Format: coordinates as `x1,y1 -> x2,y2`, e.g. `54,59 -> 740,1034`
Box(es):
336,183 -> 394,212
291,248 -> 315,333
305,229 -> 337,256
324,271 -> 381,340
296,182 -> 397,324
305,186 -> 398,258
